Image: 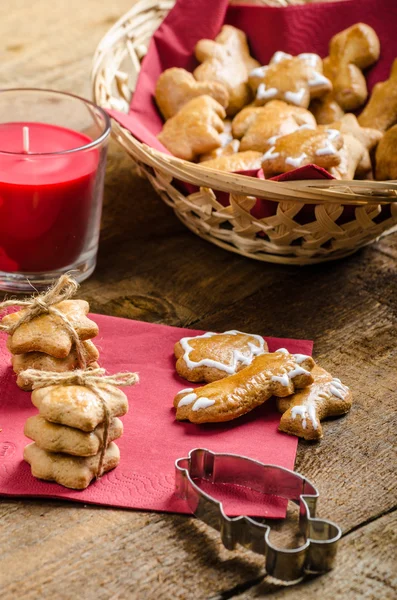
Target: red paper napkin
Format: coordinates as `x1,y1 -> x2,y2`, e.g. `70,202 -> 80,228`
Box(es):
109,0 -> 397,166
0,315 -> 312,518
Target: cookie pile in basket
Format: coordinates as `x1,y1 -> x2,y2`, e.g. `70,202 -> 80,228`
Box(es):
172,330 -> 352,441
155,23 -> 397,180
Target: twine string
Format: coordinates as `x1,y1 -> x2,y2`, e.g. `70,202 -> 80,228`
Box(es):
20,368 -> 139,477
0,274 -> 87,369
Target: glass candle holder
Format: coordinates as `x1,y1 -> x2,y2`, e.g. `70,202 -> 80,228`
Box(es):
0,88 -> 111,292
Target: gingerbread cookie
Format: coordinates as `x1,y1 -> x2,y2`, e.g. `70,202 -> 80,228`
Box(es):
310,96 -> 345,126
31,383 -> 128,431
24,415 -> 123,456
358,58 -> 397,132
174,348 -> 315,423
158,95 -> 226,161
12,340 -> 100,391
232,101 -> 316,153
194,25 -> 260,116
201,150 -> 263,173
375,124 -> 397,180
155,68 -> 229,120
175,330 -> 268,383
24,442 -> 120,490
199,120 -> 239,161
261,127 -> 344,177
329,134 -> 371,180
248,52 -> 331,109
329,114 -> 382,180
326,23 -> 380,112
277,365 -> 352,440
2,300 -> 98,358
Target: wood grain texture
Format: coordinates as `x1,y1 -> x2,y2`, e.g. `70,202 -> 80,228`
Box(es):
0,1 -> 396,599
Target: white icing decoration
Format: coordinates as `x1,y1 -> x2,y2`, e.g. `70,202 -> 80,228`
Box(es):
178,330 -> 266,375
298,53 -> 319,67
293,353 -> 311,364
308,72 -> 331,88
326,128 -> 340,141
250,66 -> 268,77
266,135 -> 280,146
315,131 -> 340,157
272,373 -> 290,387
329,378 -> 349,400
271,51 -> 292,64
286,153 -> 307,168
263,146 -> 280,161
329,386 -> 345,400
257,83 -> 278,100
275,348 -> 289,355
178,388 -> 194,394
192,397 -> 215,411
288,366 -> 311,379
284,88 -> 306,105
291,404 -> 318,429
178,392 -> 197,407
298,123 -> 316,131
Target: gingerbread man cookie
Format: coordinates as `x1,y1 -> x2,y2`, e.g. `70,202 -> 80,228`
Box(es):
175,330 -> 268,383
375,124 -> 397,180
174,348 -> 315,423
232,101 -> 316,153
2,300 -> 98,358
31,383 -> 128,431
261,127 -> 344,177
201,151 -> 263,173
358,58 -> 397,132
155,68 -> 229,120
157,95 -> 226,161
24,415 -> 123,457
194,25 -> 260,116
248,52 -> 332,109
24,442 -> 120,490
277,365 -> 352,440
12,340 -> 100,391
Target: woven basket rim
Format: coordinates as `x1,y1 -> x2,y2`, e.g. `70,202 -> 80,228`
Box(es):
110,120 -> 397,205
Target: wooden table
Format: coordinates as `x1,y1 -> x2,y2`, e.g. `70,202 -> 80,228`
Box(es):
1,2 -> 396,598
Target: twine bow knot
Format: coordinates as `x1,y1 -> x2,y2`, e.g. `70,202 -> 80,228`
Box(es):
0,274 -> 86,368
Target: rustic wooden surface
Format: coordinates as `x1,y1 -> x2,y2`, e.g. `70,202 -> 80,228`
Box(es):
0,1 -> 396,599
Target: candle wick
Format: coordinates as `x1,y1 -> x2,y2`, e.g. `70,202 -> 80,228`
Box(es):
23,126 -> 30,154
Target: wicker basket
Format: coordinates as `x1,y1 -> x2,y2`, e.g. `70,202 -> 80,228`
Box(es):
92,0 -> 397,265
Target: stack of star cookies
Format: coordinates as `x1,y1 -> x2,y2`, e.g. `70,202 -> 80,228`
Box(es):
23,377 -> 129,489
1,299 -> 100,391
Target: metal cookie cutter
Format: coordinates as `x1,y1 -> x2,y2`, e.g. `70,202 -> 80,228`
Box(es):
175,448 -> 341,582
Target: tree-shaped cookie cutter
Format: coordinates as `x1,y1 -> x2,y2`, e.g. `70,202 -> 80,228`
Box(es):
175,448 -> 341,582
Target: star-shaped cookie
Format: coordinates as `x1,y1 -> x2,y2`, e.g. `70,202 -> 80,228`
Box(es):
2,300 -> 99,358
249,52 -> 332,109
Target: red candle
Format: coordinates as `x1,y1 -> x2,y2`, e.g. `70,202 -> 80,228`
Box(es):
0,122 -> 99,272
